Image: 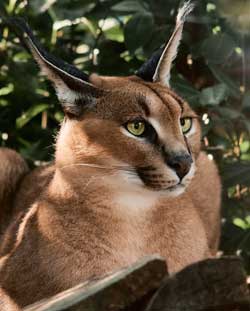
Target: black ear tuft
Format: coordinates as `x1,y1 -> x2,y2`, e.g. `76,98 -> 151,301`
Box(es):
136,1 -> 194,87
9,17 -> 103,117
136,47 -> 164,82
9,18 -> 91,89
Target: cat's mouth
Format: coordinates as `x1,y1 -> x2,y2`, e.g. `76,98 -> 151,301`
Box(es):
145,181 -> 185,193
136,167 -> 178,190
142,179 -> 187,195
136,165 -> 194,193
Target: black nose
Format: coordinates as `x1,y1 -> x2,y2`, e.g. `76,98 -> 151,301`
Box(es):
166,153 -> 193,180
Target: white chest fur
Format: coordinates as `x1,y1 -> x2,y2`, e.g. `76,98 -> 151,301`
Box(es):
110,188 -> 158,265
114,190 -> 158,217
106,170 -> 158,216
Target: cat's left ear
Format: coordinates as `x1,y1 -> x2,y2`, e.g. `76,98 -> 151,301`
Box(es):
136,1 -> 194,87
11,18 -> 103,117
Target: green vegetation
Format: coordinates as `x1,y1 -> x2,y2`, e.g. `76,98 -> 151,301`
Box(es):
0,0 -> 250,270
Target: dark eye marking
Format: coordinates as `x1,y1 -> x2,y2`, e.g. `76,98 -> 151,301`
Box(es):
144,122 -> 158,143
183,134 -> 191,155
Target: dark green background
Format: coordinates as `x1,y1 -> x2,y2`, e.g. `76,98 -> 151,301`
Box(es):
0,0 -> 250,271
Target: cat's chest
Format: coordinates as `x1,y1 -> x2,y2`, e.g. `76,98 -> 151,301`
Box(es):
113,190 -> 158,217
107,190 -> 160,262
109,191 -> 208,272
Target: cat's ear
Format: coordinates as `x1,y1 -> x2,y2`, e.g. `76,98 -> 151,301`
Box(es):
11,18 -> 103,117
136,1 -> 194,87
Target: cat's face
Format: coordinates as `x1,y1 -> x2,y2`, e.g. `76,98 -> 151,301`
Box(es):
57,76 -> 201,195
15,2 -> 196,195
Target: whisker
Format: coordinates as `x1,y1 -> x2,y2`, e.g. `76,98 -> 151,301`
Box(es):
59,162 -> 136,174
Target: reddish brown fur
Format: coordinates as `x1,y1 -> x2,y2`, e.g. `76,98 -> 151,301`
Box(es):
0,148 -> 28,236
0,76 -> 221,308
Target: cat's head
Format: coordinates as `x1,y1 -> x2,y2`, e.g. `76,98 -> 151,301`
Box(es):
13,2 -> 200,195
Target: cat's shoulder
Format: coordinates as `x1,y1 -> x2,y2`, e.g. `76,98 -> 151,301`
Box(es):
13,164 -> 55,214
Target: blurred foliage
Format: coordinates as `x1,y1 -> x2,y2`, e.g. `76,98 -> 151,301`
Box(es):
0,0 -> 250,271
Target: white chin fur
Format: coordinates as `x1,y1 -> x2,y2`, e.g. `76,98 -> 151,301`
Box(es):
182,162 -> 196,185
116,162 -> 196,198
165,162 -> 196,196
165,184 -> 186,197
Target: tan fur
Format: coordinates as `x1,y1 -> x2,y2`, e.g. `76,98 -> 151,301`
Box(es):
0,148 -> 28,236
0,289 -> 20,311
0,76 -> 221,307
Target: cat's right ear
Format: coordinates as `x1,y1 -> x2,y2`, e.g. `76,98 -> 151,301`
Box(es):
10,18 -> 103,117
136,1 -> 194,87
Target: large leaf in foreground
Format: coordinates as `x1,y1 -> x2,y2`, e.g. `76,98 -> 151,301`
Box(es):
124,12 -> 154,53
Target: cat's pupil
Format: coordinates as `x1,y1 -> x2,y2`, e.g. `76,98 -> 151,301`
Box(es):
134,122 -> 140,129
180,119 -> 185,126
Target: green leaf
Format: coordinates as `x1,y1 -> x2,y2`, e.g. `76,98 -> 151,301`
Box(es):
13,52 -> 30,63
54,111 -> 64,122
246,216 -> 250,225
242,92 -> 250,111
208,65 -> 241,99
29,0 -> 46,13
143,26 -> 171,57
16,104 -> 49,129
105,25 -> 124,43
240,140 -> 250,153
0,83 -> 14,96
242,120 -> 250,134
124,13 -> 154,53
223,162 -> 250,187
221,221 -> 246,252
0,99 -> 9,107
19,140 -> 46,161
201,33 -> 236,64
199,83 -> 228,106
171,75 -> 200,106
111,1 -> 147,13
216,107 -> 242,119
233,218 -> 249,230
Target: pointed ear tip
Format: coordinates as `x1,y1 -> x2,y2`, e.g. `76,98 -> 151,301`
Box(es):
177,1 -> 195,22
8,17 -> 34,45
8,17 -> 29,32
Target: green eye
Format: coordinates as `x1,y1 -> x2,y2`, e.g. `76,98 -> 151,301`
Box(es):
126,121 -> 145,136
180,117 -> 192,134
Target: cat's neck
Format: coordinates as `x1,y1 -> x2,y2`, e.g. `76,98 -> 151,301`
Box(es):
48,165 -> 160,214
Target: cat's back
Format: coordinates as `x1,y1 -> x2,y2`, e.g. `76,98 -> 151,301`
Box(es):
0,147 -> 54,221
0,148 -> 28,235
13,164 -> 55,215
0,163 -> 54,256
